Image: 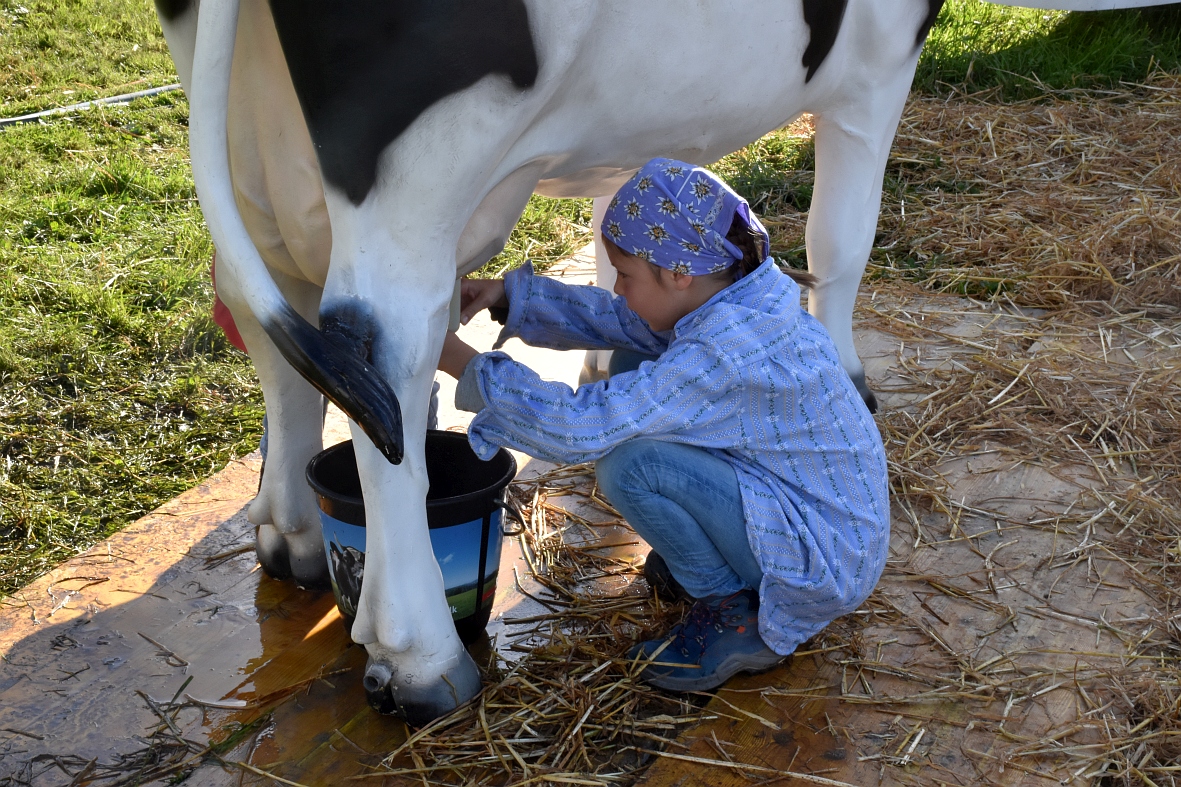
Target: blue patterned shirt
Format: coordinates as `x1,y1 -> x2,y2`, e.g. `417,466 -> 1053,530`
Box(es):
464,260 -> 889,655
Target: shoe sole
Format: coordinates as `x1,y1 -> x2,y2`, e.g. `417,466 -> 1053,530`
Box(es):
642,649 -> 786,692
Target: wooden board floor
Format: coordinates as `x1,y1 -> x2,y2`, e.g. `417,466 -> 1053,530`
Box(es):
3,270 -> 1175,785
0,450 -> 578,785
0,454 -> 390,782
635,294 -> 1173,787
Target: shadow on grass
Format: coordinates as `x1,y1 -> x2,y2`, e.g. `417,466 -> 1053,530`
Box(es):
917,2 -> 1181,99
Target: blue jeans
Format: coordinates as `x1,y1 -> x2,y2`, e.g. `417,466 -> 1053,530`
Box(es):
596,439 -> 762,598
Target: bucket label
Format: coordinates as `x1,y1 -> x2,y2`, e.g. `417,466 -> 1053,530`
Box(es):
320,511 -> 503,622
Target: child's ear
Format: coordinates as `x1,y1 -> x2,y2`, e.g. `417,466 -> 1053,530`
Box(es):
666,270 -> 695,291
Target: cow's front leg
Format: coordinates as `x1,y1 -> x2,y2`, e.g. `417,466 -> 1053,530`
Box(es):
217,262 -> 329,588
319,245 -> 480,724
806,67 -> 918,413
579,195 -> 616,385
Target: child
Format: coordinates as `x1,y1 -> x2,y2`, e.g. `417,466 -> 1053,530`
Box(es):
438,158 -> 889,692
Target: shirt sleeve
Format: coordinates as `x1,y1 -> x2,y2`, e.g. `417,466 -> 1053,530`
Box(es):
454,354 -> 487,413
465,339 -> 741,464
495,262 -> 671,355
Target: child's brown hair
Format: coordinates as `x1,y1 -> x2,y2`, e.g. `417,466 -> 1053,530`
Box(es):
722,214 -> 816,288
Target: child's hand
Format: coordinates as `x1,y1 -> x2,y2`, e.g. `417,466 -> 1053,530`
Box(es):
438,332 -> 480,379
459,278 -> 508,325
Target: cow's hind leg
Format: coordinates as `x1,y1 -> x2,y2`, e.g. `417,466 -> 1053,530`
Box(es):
805,61 -> 920,413
217,263 -> 329,588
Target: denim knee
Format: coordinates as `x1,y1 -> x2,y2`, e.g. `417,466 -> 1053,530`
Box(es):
595,439 -> 664,504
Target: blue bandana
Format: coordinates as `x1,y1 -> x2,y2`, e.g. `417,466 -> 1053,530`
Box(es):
601,158 -> 770,277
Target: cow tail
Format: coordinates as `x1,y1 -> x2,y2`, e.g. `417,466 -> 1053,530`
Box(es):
188,0 -> 289,327
185,0 -> 406,464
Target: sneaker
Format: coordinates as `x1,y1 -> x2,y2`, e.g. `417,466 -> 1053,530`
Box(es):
629,590 -> 785,692
642,551 -> 690,602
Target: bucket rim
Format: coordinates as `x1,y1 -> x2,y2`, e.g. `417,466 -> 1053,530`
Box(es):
305,431 -> 517,513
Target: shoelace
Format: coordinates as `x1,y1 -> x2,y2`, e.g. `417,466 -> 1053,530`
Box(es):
672,593 -> 748,657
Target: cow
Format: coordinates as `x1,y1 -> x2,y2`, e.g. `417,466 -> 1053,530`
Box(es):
154,0 -> 946,724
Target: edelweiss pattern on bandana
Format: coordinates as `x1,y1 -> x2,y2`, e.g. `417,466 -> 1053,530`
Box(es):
602,158 -> 770,277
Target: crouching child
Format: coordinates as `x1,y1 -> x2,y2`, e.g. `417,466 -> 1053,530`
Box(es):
438,158 -> 889,691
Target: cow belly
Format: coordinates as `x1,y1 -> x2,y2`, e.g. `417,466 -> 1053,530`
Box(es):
226,0 -> 331,287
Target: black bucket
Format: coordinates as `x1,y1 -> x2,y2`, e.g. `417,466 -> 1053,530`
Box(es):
306,431 -> 519,645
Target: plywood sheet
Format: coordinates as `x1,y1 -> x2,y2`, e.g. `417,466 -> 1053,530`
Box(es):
0,449 -> 595,785
3,267 -> 1175,785
637,292 -> 1170,787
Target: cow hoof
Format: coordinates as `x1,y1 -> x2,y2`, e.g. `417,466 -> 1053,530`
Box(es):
848,370 -> 879,414
256,524 -> 331,590
362,654 -> 482,726
256,524 -> 293,581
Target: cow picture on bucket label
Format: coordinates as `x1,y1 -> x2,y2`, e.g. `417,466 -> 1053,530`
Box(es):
328,539 -> 365,619
156,0 -> 956,724
306,432 -> 516,669
320,512 -> 504,628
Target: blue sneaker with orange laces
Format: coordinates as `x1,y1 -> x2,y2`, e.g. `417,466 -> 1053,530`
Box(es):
629,590 -> 785,691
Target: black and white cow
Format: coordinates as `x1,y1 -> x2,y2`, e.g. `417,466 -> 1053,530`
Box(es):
155,0 -> 945,723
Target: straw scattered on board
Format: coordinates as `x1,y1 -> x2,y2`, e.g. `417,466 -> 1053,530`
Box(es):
742,74 -> 1179,786
4,76 -> 1178,787
801,289 -> 1181,786
359,77 -> 1180,786
357,463 -> 708,785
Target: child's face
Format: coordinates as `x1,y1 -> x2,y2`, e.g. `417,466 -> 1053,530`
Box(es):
604,239 -> 690,333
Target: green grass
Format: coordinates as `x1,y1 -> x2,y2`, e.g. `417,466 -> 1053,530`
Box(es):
0,0 -> 177,116
4,0 -> 1181,596
917,1 -> 1181,97
475,196 -> 593,278
0,96 -> 269,594
0,0 -> 591,596
0,0 -> 258,595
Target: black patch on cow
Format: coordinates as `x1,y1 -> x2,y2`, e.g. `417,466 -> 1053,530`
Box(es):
263,304 -> 404,464
916,0 -> 946,47
154,0 -> 192,22
801,0 -> 848,83
267,0 -> 539,204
